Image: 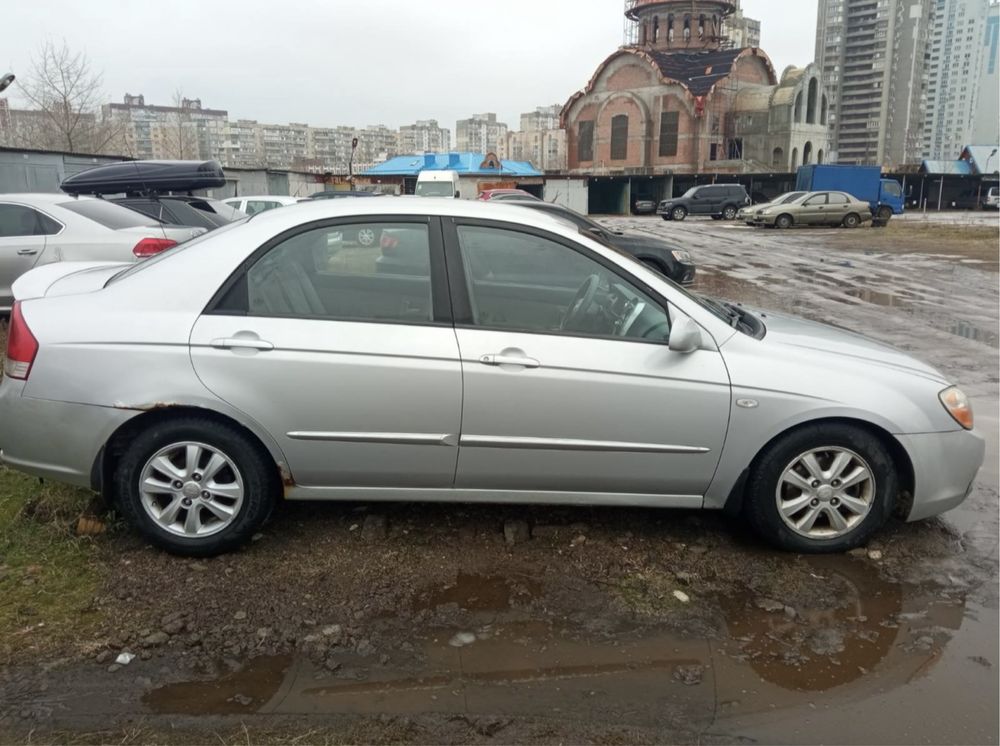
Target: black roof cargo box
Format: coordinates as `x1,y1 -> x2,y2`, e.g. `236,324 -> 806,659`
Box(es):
61,160 -> 226,196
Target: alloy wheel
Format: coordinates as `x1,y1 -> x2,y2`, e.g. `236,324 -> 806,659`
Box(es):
357,228 -> 377,246
775,447 -> 875,540
139,441 -> 245,538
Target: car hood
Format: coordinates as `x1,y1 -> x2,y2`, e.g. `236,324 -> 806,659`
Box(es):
751,309 -> 947,382
608,232 -> 683,255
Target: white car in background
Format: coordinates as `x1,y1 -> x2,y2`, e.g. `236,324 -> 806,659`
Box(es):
224,195 -> 299,216
0,194 -> 204,312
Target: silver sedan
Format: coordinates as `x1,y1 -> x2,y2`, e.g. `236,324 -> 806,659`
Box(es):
0,199 -> 984,556
0,193 -> 203,312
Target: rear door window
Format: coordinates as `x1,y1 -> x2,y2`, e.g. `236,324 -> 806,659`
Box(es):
0,204 -> 60,237
59,199 -> 161,229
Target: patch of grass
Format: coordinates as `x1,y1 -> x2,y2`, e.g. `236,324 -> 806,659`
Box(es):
0,466 -> 105,662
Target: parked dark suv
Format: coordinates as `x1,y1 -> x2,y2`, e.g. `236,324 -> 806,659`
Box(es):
658,184 -> 750,222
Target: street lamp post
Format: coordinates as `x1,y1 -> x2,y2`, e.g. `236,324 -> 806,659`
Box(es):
348,137 -> 359,191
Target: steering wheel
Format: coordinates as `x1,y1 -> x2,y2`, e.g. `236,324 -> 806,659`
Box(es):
561,274 -> 601,330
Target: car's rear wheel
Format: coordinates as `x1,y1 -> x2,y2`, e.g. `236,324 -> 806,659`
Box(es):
842,213 -> 861,229
671,207 -> 688,222
744,423 -> 897,553
114,417 -> 278,556
775,214 -> 793,229
722,205 -> 738,220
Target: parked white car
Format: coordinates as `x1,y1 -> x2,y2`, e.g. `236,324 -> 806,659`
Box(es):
223,196 -> 298,216
0,194 -> 204,312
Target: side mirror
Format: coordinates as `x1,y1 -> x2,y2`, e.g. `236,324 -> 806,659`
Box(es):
668,316 -> 702,354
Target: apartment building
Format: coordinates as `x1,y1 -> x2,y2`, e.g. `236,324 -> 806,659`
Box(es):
399,119 -> 451,154
456,113 -> 509,153
923,0 -> 996,160
101,94 -> 229,160
816,0 -> 934,167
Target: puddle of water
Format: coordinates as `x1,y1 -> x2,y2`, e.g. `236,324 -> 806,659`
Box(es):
144,655 -> 292,715
414,572 -> 540,612
139,559 -> 980,733
844,287 -> 915,308
951,319 -> 1000,348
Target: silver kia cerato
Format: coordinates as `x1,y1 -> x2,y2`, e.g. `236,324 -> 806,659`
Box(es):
0,199 -> 984,556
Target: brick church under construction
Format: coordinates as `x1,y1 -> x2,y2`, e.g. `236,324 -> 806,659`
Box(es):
562,0 -> 832,185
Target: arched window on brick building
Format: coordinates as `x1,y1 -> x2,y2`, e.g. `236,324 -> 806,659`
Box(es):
610,115 -> 629,160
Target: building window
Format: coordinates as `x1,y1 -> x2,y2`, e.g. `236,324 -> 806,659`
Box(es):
610,115 -> 629,160
659,111 -> 679,157
578,120 -> 595,161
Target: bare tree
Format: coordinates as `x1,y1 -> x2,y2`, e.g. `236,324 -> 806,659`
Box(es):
15,40 -> 122,154
167,89 -> 195,160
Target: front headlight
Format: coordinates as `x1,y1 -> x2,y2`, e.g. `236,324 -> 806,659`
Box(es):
671,250 -> 692,262
939,386 -> 974,430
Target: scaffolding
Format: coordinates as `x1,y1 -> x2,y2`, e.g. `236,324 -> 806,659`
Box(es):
623,0 -> 739,47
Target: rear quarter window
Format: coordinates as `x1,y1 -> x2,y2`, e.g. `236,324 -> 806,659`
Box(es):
58,199 -> 161,230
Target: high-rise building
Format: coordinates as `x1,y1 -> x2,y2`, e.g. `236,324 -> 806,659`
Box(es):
923,0 -> 995,160
399,119 -> 451,154
816,0 -> 934,167
726,0 -> 761,47
971,2 -> 1000,149
456,113 -> 509,153
102,94 -> 229,160
520,105 -> 563,133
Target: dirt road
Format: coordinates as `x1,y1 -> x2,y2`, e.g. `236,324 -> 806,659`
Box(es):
1,215 -> 997,744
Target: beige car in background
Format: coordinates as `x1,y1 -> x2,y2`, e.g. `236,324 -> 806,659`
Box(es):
751,191 -> 873,229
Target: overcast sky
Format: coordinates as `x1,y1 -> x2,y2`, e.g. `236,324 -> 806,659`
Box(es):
3,1 -> 818,131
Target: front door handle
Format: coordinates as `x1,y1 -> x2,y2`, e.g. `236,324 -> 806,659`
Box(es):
480,353 -> 540,369
211,337 -> 275,351
17,249 -> 39,256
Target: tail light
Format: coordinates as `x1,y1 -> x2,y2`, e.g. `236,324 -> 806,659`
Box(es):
380,234 -> 399,255
133,237 -> 178,258
4,301 -> 39,380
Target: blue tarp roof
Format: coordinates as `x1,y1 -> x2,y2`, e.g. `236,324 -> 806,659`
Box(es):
921,159 -> 973,175
960,145 -> 1000,174
364,152 -> 543,177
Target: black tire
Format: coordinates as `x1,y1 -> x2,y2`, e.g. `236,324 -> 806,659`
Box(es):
722,205 -> 738,221
873,206 -> 892,228
661,214 -> 672,221
114,417 -> 278,557
775,214 -> 793,229
842,213 -> 861,229
744,423 -> 897,554
671,206 -> 688,222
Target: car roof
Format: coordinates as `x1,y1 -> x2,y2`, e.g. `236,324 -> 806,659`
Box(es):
246,196 -> 583,235
0,193 -> 96,205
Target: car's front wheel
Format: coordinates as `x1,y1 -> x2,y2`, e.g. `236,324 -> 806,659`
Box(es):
671,206 -> 688,222
114,417 -> 278,556
744,423 -> 897,553
775,214 -> 793,229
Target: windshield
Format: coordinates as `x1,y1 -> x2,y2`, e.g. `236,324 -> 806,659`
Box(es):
776,192 -> 806,204
58,199 -> 161,230
681,188 -> 699,198
415,181 -> 455,197
107,217 -> 249,284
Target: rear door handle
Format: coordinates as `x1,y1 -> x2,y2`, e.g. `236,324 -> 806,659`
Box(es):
17,249 -> 38,256
211,337 -> 275,351
480,354 -> 540,369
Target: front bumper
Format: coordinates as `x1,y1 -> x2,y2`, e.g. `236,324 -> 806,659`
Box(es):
898,428 -> 985,521
0,375 -> 135,489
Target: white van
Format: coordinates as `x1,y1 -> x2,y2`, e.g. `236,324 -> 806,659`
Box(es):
416,170 -> 460,198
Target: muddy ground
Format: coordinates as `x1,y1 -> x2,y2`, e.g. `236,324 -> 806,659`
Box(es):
0,214 -> 997,745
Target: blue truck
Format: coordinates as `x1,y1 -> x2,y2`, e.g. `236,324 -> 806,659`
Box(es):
796,164 -> 904,227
